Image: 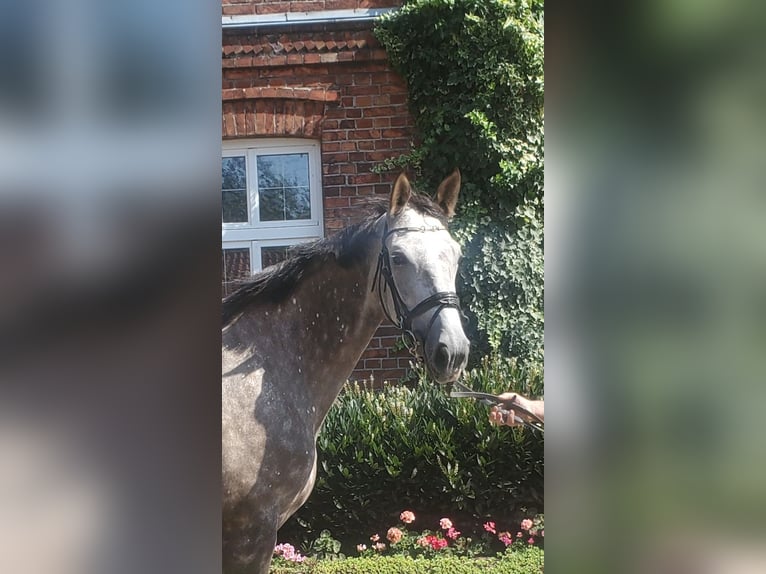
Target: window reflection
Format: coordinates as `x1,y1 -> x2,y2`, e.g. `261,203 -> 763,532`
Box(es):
222,248 -> 250,296
222,156 -> 247,223
261,246 -> 291,269
257,154 -> 311,221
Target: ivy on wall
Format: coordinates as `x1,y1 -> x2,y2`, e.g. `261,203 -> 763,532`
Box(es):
375,0 -> 544,366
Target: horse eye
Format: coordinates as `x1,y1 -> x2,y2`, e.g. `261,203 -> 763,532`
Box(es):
391,252 -> 408,266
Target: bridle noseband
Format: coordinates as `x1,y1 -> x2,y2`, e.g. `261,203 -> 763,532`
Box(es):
371,221 -> 463,352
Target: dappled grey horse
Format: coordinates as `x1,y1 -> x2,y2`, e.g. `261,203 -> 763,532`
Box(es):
222,171 -> 469,572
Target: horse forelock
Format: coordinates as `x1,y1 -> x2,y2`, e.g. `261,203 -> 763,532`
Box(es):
221,192 -> 448,325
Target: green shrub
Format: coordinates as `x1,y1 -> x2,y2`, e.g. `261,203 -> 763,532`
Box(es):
278,356 -> 543,550
271,547 -> 544,573
304,530 -> 345,561
375,0 -> 545,367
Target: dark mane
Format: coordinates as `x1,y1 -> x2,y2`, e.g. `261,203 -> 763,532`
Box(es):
222,193 -> 447,325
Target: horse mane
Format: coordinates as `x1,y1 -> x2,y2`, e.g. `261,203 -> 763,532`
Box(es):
222,193 -> 447,326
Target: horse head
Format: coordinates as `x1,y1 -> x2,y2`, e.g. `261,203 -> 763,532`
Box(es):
375,170 -> 470,383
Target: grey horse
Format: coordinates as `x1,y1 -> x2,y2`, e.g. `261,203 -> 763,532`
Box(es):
222,171 -> 470,572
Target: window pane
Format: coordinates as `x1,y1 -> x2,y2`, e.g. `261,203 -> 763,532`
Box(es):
284,187 -> 311,220
222,189 -> 248,223
222,248 -> 250,297
222,156 -> 246,189
257,153 -> 309,188
259,188 -> 284,222
261,245 -> 291,269
257,153 -> 311,221
222,156 -> 247,223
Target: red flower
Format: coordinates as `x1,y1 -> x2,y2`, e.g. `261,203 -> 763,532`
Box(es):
425,535 -> 448,550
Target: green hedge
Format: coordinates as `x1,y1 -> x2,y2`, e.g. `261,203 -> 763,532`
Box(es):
279,357 -> 543,550
271,548 -> 544,574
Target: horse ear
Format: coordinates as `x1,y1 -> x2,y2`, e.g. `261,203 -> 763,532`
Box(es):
436,168 -> 461,218
389,172 -> 412,216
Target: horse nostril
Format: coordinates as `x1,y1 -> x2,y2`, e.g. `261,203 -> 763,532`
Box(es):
453,349 -> 467,371
434,343 -> 450,372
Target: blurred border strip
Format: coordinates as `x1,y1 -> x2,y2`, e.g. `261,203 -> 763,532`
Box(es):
546,0 -> 766,572
0,2 -> 222,574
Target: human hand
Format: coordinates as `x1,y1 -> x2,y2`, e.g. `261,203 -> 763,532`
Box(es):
489,393 -> 543,427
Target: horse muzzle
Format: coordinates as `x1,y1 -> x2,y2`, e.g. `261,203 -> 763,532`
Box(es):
423,314 -> 470,384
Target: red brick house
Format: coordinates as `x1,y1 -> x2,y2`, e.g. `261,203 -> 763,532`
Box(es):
221,0 -> 417,382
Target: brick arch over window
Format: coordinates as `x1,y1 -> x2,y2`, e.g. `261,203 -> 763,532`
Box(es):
222,87 -> 338,139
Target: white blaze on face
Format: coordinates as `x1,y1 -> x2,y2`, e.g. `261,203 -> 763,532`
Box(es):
388,210 -> 461,295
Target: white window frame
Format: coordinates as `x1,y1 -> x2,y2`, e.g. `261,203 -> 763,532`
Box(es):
222,138 -> 324,273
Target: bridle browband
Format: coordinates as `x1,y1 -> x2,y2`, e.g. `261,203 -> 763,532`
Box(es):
371,220 -> 463,352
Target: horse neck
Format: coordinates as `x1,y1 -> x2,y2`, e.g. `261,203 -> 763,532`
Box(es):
264,221 -> 385,431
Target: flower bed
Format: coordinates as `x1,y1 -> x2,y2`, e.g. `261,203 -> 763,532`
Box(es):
357,511 -> 543,558
272,511 -> 544,573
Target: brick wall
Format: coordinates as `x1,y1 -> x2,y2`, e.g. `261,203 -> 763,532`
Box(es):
222,5 -> 417,383
222,0 -> 401,17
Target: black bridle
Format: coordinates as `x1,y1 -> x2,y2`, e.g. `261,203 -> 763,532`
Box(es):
371,222 -> 463,352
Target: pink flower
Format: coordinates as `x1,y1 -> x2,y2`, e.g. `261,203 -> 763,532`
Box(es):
498,532 -> 513,547
356,543 -> 367,552
370,533 -> 380,542
399,510 -> 416,524
541,529 -> 544,537
520,518 -> 534,531
446,527 -> 461,540
483,521 -> 497,534
416,537 -> 429,547
273,543 -> 306,563
387,527 -> 403,544
516,531 -> 524,538
439,518 -> 453,530
528,537 -> 535,544
373,542 -> 386,552
274,543 -> 295,557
